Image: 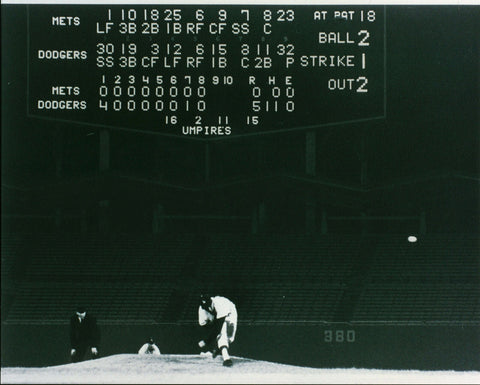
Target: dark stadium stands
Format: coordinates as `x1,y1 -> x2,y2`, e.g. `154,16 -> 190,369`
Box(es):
368,235 -> 479,283
2,233 -> 479,325
5,282 -> 173,324
352,235 -> 480,322
3,234 -> 192,324
353,283 -> 480,322
22,234 -> 192,282
196,234 -> 358,282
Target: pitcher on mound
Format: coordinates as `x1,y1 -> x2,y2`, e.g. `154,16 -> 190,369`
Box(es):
198,294 -> 237,367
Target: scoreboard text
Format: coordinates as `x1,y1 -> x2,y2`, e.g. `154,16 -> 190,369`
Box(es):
29,5 -> 386,138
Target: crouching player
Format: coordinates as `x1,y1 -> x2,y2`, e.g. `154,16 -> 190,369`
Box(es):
138,337 -> 161,356
198,294 -> 237,367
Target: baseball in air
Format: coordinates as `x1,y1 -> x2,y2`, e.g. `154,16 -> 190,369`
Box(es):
407,236 -> 417,243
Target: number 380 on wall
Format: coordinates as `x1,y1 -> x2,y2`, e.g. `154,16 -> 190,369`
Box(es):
324,329 -> 356,343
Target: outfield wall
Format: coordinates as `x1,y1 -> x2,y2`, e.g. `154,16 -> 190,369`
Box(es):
2,323 -> 479,370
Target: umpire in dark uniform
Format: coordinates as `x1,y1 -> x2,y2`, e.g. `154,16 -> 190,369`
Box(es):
70,306 -> 101,362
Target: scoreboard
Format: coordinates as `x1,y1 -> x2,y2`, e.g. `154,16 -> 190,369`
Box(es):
28,5 -> 386,138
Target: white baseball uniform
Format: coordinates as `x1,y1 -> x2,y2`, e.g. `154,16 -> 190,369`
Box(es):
198,296 -> 237,348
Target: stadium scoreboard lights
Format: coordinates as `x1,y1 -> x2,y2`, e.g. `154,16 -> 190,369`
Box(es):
28,5 -> 386,138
